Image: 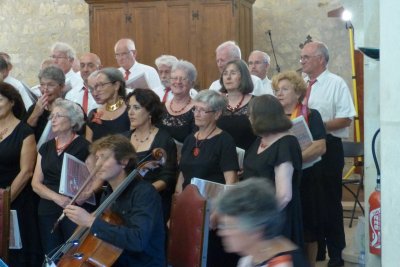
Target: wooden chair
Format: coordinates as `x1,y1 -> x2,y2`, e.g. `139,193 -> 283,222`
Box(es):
0,187 -> 10,263
168,185 -> 210,267
342,141 -> 364,228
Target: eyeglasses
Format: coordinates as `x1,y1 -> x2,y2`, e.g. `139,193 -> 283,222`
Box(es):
89,81 -> 115,93
40,83 -> 60,90
115,51 -> 133,58
192,107 -> 215,115
50,55 -> 69,60
170,76 -> 189,83
48,113 -> 69,120
248,60 -> 267,66
299,54 -> 320,63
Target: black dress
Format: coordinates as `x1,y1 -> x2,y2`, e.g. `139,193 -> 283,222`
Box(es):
300,109 -> 326,242
123,128 -> 177,221
243,135 -> 304,248
238,249 -> 310,267
159,107 -> 196,143
0,122 -> 43,266
217,100 -> 257,151
23,105 -> 50,142
87,108 -> 130,141
179,131 -> 240,267
38,135 -> 91,254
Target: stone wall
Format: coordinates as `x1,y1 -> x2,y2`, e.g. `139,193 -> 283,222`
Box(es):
0,0 -> 351,91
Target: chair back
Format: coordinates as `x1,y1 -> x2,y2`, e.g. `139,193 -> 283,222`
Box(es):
342,141 -> 364,158
168,184 -> 209,267
0,187 -> 10,263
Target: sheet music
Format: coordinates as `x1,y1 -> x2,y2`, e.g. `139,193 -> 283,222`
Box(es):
126,72 -> 150,89
9,210 -> 22,249
37,121 -> 56,151
191,178 -> 235,200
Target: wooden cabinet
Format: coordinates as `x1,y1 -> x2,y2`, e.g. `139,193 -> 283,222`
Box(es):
85,0 -> 255,89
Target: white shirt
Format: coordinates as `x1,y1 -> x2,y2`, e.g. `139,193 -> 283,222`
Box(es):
30,84 -> 42,97
65,69 -> 84,94
4,76 -> 34,110
119,61 -> 162,91
306,69 -> 356,138
261,77 -> 274,95
209,74 -> 266,96
65,85 -> 99,114
152,86 -> 198,102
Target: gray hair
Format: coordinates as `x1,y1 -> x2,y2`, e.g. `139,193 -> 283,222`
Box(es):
155,55 -> 178,68
194,90 -> 227,112
97,67 -> 126,98
51,42 -> 76,60
250,50 -> 271,65
216,41 -> 241,60
38,66 -> 65,85
172,60 -> 197,83
216,178 -> 283,239
314,41 -> 329,64
53,98 -> 85,132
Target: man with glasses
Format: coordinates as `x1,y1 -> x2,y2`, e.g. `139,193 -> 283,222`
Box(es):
300,41 -> 356,267
248,50 -> 273,95
65,53 -> 101,114
209,41 -> 265,96
50,42 -> 83,96
114,38 -> 162,91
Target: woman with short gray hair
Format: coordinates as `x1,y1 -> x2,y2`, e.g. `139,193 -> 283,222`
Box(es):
216,178 -> 310,267
176,89 -> 239,267
32,99 -> 92,255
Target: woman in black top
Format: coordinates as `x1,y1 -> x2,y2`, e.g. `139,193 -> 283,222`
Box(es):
86,67 -> 130,142
32,99 -> 92,254
217,59 -> 256,150
272,71 -> 326,266
176,89 -> 239,267
124,88 -> 177,222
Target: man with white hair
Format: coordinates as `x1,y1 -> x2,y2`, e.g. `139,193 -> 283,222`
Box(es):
0,52 -> 36,111
114,38 -> 162,90
248,50 -> 273,95
209,41 -> 265,96
154,54 -> 197,102
50,42 -> 83,96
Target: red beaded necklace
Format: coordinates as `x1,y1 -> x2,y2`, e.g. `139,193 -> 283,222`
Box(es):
56,133 -> 76,154
192,127 -> 217,157
226,93 -> 245,112
170,98 -> 191,113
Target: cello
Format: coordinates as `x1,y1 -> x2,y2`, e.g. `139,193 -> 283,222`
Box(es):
46,148 -> 166,267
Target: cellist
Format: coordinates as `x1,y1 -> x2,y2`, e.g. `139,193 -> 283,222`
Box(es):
63,134 -> 165,266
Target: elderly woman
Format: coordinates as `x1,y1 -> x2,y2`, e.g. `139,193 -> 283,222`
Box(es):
272,71 -> 326,266
31,99 -> 91,255
176,89 -> 239,267
217,59 -> 256,150
243,95 -> 304,248
86,67 -> 130,142
124,88 -> 177,221
160,60 -> 197,143
0,82 -> 42,266
216,178 -> 310,267
25,66 -> 65,142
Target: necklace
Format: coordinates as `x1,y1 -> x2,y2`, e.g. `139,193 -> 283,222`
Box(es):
170,97 -> 191,113
0,128 -> 8,141
56,133 -> 76,154
105,98 -> 124,112
193,127 -> 217,157
133,127 -> 154,143
259,138 -> 269,149
226,93 -> 245,112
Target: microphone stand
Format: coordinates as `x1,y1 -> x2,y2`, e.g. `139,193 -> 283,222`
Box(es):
266,30 -> 281,73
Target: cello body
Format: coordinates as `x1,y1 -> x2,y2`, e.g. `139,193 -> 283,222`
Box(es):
57,210 -> 124,267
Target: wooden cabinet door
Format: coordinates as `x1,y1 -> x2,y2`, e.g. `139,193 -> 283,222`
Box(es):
89,3 -> 130,68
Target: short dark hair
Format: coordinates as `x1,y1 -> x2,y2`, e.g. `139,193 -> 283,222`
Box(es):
0,82 -> 25,119
249,95 -> 292,135
90,134 -> 137,173
38,66 -> 65,85
220,59 -> 253,94
216,178 -> 284,239
97,67 -> 126,99
126,89 -> 164,125
0,57 -> 8,72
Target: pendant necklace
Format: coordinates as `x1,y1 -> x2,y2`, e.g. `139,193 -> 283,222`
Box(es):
226,93 -> 245,112
193,127 -> 217,157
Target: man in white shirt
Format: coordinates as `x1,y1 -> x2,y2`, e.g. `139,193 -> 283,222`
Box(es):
0,52 -> 35,111
209,41 -> 264,96
114,38 -> 162,91
301,41 -> 356,267
50,42 -> 83,97
248,50 -> 273,95
154,55 -> 197,102
65,53 -> 101,114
